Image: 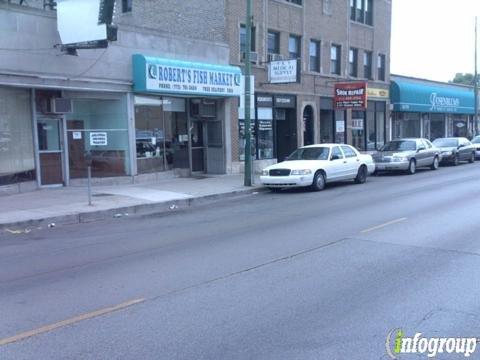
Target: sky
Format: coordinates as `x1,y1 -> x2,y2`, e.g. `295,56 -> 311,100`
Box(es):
391,0 -> 480,82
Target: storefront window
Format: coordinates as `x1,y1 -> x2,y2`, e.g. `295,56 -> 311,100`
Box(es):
320,110 -> 334,143
352,110 -> 365,151
134,96 -> 187,173
66,96 -> 130,178
367,103 -> 375,150
239,119 -> 256,161
375,102 -> 386,149
335,110 -> 346,143
0,87 -> 35,185
452,114 -> 471,138
257,107 -> 274,159
430,113 -> 445,141
392,113 -> 421,139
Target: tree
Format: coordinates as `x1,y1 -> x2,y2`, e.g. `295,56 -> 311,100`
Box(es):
451,73 -> 475,85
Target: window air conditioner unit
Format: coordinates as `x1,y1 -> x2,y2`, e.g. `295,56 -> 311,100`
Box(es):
267,53 -> 284,62
50,98 -> 73,114
242,51 -> 258,64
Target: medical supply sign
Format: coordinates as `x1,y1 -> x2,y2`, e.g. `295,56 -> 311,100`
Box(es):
133,55 -> 242,97
334,82 -> 367,109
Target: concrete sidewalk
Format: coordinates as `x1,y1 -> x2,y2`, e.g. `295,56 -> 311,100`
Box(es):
0,174 -> 263,231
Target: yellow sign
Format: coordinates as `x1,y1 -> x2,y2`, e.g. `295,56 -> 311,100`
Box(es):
367,87 -> 389,98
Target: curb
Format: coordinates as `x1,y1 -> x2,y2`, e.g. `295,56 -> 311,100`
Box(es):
0,187 -> 266,232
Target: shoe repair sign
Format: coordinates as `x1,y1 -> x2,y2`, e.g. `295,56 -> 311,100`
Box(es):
334,82 -> 367,109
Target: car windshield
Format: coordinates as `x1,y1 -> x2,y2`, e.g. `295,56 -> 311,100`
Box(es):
380,140 -> 416,151
472,136 -> 480,144
287,147 -> 330,160
433,138 -> 458,147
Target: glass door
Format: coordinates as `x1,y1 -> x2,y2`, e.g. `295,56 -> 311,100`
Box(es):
190,119 -> 205,172
37,118 -> 64,185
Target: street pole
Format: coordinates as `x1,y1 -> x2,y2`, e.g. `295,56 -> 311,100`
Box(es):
244,0 -> 252,186
475,16 -> 478,136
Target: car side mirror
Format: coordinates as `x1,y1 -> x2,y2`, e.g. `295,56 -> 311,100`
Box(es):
417,147 -> 425,152
331,155 -> 340,161
458,144 -> 465,149
284,156 -> 290,161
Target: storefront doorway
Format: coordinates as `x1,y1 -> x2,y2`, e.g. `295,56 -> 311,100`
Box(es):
303,106 -> 314,146
37,117 -> 64,185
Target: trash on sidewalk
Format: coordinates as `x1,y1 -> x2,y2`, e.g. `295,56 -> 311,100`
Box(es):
113,213 -> 123,218
169,204 -> 178,210
5,228 -> 31,234
48,223 -> 56,228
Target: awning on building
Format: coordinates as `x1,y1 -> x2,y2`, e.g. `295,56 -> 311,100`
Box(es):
390,75 -> 475,114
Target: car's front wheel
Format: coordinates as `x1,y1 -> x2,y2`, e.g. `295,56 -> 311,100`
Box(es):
469,152 -> 475,163
430,156 -> 439,170
311,171 -> 326,191
453,154 -> 459,166
354,165 -> 368,184
407,159 -> 416,175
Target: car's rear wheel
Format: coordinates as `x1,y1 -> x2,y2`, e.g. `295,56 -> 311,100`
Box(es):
311,171 -> 326,191
430,156 -> 439,170
354,165 -> 368,184
469,152 -> 475,163
407,159 -> 416,175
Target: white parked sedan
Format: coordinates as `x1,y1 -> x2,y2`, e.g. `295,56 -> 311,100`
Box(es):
260,144 -> 375,191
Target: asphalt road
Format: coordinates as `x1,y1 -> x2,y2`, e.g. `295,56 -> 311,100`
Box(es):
1,162 -> 480,359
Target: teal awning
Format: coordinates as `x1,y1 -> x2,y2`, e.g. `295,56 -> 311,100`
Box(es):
390,76 -> 474,114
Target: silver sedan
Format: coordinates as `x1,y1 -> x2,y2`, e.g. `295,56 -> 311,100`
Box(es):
372,138 -> 441,175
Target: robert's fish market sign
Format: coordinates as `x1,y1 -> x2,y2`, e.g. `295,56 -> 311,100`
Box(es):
334,82 -> 367,109
133,54 -> 242,97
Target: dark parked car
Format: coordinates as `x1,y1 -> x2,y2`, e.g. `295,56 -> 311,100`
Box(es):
372,138 -> 441,175
432,137 -> 475,165
471,135 -> 480,159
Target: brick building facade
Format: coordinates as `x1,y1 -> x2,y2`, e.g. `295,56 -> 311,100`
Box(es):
226,0 -> 392,172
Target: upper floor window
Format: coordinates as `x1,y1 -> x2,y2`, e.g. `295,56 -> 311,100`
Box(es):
285,0 -> 302,5
122,0 -> 132,13
349,48 -> 358,77
289,35 -> 301,60
323,0 -> 332,15
268,31 -> 280,55
350,0 -> 373,25
240,24 -> 256,53
377,54 -> 386,81
309,40 -> 320,72
330,44 -> 341,75
363,51 -> 372,79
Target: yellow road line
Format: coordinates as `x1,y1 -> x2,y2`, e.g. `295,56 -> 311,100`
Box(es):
360,217 -> 408,234
0,298 -> 145,346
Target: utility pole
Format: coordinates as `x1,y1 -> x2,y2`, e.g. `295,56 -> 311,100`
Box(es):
475,16 -> 479,136
244,0 -> 253,186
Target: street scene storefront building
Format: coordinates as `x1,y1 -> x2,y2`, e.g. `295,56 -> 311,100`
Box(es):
391,75 -> 475,141
132,55 -> 242,176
